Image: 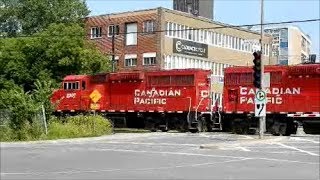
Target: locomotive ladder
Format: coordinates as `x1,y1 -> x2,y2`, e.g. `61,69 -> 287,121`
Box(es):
212,111 -> 222,131
212,97 -> 223,131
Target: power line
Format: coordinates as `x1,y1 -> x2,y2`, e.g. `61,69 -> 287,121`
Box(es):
1,18 -> 319,38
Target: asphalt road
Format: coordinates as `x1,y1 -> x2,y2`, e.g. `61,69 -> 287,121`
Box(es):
1,130 -> 319,180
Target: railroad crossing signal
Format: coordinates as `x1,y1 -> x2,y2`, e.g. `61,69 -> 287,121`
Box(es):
255,90 -> 266,117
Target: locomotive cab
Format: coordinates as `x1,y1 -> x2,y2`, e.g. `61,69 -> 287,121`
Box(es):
51,75 -> 89,113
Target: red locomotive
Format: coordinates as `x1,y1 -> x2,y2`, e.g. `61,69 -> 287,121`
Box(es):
51,69 -> 213,132
219,63 -> 320,135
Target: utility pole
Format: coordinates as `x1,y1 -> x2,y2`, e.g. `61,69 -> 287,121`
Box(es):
259,0 -> 265,139
112,31 -> 115,72
107,14 -> 116,73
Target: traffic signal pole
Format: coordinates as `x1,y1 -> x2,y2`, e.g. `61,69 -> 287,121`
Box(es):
259,0 -> 265,139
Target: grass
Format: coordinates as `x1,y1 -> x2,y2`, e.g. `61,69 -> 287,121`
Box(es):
0,115 -> 113,142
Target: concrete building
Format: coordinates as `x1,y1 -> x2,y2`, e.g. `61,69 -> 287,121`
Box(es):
263,26 -> 312,65
173,0 -> 214,19
85,7 -> 272,107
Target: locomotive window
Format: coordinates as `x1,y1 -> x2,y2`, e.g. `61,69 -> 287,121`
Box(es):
63,82 -> 80,90
82,81 -> 86,90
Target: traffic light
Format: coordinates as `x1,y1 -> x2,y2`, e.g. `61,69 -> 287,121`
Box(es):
253,51 -> 262,89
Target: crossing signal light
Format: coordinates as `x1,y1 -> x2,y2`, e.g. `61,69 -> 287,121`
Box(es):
253,51 -> 262,89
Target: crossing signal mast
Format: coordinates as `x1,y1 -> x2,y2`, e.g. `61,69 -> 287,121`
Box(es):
255,0 -> 266,139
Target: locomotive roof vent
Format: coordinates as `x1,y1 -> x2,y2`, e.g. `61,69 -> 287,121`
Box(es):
109,72 -> 144,81
288,64 -> 320,75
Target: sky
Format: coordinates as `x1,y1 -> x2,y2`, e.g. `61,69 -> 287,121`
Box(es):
86,0 -> 320,57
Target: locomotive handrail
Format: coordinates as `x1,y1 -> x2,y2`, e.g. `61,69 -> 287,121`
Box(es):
187,97 -> 192,129
195,97 -> 205,122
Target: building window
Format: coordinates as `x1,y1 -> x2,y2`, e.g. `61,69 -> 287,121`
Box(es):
91,27 -> 102,39
108,25 -> 119,36
168,22 -> 173,36
144,57 -> 156,65
125,58 -> 137,67
125,23 -> 137,45
187,27 -> 192,40
143,20 -> 155,33
143,52 -> 156,66
173,23 -> 177,37
187,3 -> 192,13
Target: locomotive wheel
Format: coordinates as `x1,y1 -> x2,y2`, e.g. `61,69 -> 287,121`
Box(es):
197,119 -> 204,132
189,128 -> 198,133
279,125 -> 287,136
232,119 -> 248,134
145,117 -> 157,132
303,124 -> 320,134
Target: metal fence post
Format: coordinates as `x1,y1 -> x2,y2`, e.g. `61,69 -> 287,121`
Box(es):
41,105 -> 48,135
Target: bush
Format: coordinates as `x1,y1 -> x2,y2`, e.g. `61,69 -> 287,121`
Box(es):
0,120 -> 45,141
0,115 -> 113,142
46,115 -> 113,140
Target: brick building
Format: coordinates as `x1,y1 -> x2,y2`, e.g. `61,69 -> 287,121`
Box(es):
85,7 -> 273,106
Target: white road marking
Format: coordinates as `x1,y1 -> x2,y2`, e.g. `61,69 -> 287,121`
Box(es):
238,146 -> 251,152
277,143 -> 319,156
88,147 -> 318,164
247,146 -> 319,149
239,135 -> 254,139
1,159 -> 250,176
100,141 -> 199,147
290,137 -> 320,144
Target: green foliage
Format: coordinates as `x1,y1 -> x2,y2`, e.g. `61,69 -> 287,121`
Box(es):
0,23 -> 111,92
0,0 -> 90,36
0,1 -> 112,142
1,115 -> 113,142
46,115 -> 113,140
0,120 -> 44,141
0,85 -> 38,130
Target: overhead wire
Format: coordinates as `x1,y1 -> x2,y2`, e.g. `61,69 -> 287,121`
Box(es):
1,18 -> 319,38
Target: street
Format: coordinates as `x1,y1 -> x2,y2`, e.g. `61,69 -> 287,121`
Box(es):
1,130 -> 319,180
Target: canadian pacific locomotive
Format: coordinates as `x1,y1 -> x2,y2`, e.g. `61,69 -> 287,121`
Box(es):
51,69 -> 213,132
220,63 -> 320,135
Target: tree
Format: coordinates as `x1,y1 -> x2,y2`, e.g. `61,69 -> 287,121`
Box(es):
0,0 -> 90,36
0,0 -> 20,37
0,23 -> 111,137
0,23 -> 111,92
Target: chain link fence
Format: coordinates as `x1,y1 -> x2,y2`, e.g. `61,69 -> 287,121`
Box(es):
0,109 -> 11,127
0,105 -> 48,135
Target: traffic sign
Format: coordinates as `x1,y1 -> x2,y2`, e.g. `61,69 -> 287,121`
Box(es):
255,90 -> 266,102
255,90 -> 266,117
255,100 -> 266,117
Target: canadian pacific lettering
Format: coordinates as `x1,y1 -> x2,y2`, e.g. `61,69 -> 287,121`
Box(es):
239,87 -> 301,104
134,89 -> 181,105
